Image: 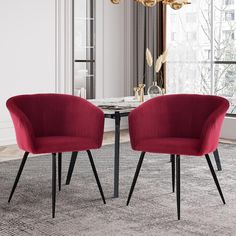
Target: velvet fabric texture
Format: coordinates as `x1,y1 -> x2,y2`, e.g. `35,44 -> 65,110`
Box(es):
7,94 -> 104,154
129,94 -> 229,156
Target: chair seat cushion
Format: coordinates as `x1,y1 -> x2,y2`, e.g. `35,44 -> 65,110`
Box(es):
33,136 -> 99,154
134,137 -> 202,156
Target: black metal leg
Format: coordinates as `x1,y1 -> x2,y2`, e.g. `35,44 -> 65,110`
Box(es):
66,151 -> 78,185
87,150 -> 106,204
127,152 -> 146,206
176,155 -> 181,220
8,152 -> 29,203
213,149 -> 222,171
52,153 -> 57,218
114,111 -> 121,198
58,153 -> 62,191
205,154 -> 225,204
171,154 -> 175,193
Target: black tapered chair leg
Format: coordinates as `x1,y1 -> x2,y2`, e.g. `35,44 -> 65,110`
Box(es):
213,149 -> 222,171
8,152 -> 29,203
171,154 -> 175,193
52,153 -> 57,218
205,154 -> 225,204
66,151 -> 78,185
58,153 -> 62,191
176,155 -> 181,220
87,150 -> 106,204
127,152 -> 146,206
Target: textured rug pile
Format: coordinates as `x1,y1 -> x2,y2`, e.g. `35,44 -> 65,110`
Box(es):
0,142 -> 236,236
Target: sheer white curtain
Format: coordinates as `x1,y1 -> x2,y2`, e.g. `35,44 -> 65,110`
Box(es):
166,0 -> 212,95
166,0 -> 236,114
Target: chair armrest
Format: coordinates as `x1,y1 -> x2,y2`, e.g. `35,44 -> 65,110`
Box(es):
7,102 -> 36,152
73,100 -> 104,148
199,106 -> 228,155
129,100 -> 162,149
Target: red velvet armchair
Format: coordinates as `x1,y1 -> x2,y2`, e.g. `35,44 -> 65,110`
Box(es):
127,94 -> 229,220
6,94 -> 106,218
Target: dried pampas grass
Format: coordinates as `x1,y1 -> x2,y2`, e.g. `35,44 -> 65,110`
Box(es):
146,48 -> 153,67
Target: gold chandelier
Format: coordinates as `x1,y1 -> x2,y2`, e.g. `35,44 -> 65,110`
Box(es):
110,0 -> 191,10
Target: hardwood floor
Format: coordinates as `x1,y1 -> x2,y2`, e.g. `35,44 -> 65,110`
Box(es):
0,130 -> 130,162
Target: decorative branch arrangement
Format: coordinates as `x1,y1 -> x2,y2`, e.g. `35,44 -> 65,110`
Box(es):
146,48 -> 168,87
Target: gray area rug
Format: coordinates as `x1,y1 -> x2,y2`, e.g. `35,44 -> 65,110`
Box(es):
0,142 -> 236,236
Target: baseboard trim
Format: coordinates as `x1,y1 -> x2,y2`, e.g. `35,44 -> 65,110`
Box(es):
0,137 -> 16,146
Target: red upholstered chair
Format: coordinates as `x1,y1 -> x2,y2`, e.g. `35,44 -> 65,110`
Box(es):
127,94 -> 229,220
6,94 -> 106,218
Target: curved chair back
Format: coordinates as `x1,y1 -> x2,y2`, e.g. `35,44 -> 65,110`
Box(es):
129,94 -> 229,152
7,94 -> 104,151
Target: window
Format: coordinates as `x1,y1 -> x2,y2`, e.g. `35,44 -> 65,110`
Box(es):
225,10 -> 235,21
186,13 -> 197,23
225,0 -> 234,5
186,32 -> 197,41
223,30 -> 235,40
167,0 -> 236,114
73,0 -> 95,99
171,32 -> 177,41
205,49 -> 211,60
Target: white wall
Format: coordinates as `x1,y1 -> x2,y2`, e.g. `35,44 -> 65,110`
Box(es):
0,0 -> 131,145
96,1 -> 128,98
0,0 -> 56,145
96,1 -> 132,130
221,117 -> 236,140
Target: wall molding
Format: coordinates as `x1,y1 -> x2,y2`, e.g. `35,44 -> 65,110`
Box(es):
55,0 -> 73,95
124,1 -> 133,96
0,121 -> 13,130
0,1 -> 72,146
0,137 -> 16,146
0,121 -> 15,145
95,0 -> 105,98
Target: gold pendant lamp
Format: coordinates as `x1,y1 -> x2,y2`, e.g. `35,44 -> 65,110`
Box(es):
136,0 -> 158,7
110,0 -> 191,10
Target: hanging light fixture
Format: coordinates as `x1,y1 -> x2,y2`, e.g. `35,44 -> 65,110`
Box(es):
136,0 -> 158,7
110,0 -> 191,10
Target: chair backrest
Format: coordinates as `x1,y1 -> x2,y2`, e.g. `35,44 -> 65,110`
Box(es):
129,94 -> 229,141
7,93 -> 104,140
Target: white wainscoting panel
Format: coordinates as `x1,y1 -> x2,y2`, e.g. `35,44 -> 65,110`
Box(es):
0,0 -> 56,145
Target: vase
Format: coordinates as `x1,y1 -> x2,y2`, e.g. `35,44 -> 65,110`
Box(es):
147,81 -> 162,98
